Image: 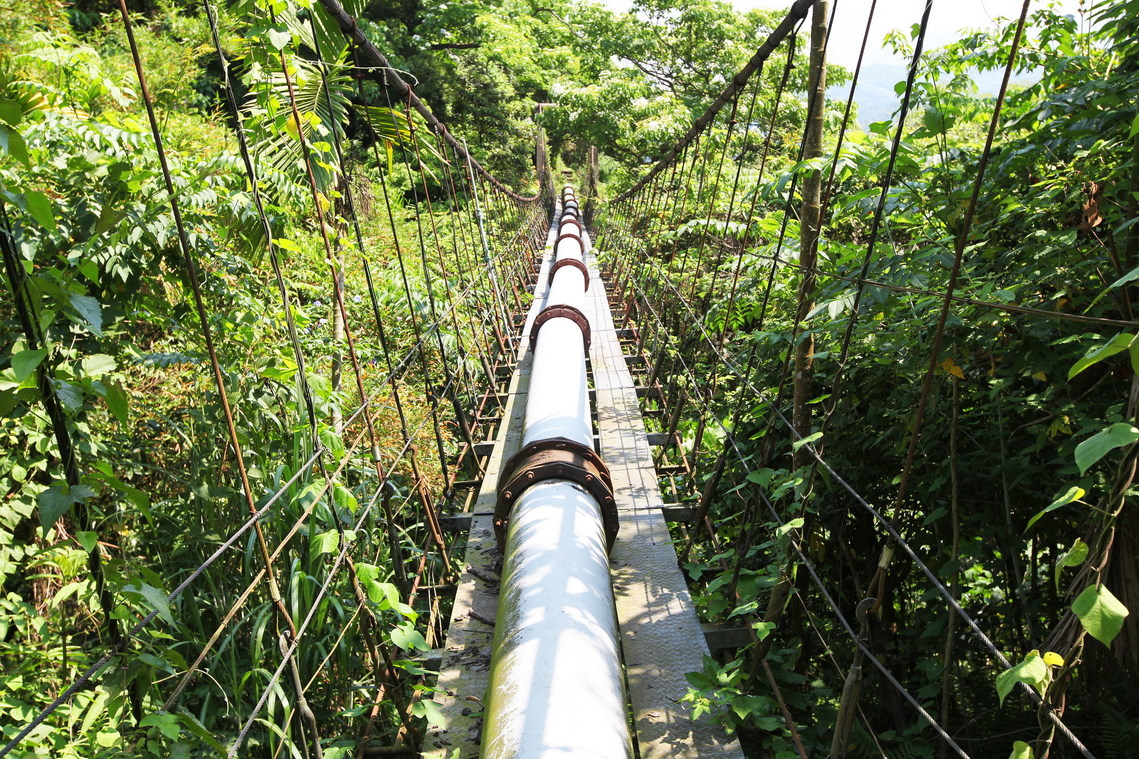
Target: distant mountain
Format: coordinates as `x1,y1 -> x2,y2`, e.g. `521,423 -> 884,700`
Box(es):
827,62 -> 1040,127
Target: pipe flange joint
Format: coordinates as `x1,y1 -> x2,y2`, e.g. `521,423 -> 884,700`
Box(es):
548,258 -> 590,291
495,436 -> 618,552
556,230 -> 586,254
530,303 -> 591,351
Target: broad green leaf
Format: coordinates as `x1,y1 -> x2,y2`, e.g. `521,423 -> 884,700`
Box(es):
79,690 -> 110,736
412,698 -> 445,727
319,427 -> 346,460
137,653 -> 176,673
775,517 -> 805,539
11,348 -> 47,383
362,579 -> 417,621
1068,333 -> 1138,379
134,582 -> 176,627
995,649 -> 1050,706
54,379 -> 83,411
921,106 -> 956,136
355,562 -> 380,586
267,27 -> 292,50
23,190 -> 55,230
95,730 -> 120,748
173,710 -> 226,753
1026,486 -> 1085,531
0,98 -> 22,125
1106,267 -> 1139,294
140,712 -> 181,741
0,124 -> 29,166
792,431 -> 822,452
1054,538 -> 1088,591
313,529 -> 340,555
1131,113 -> 1139,138
333,482 -> 359,514
745,468 -> 774,487
728,600 -> 758,618
1072,583 -> 1129,647
82,354 -> 116,377
1009,741 -> 1032,759
77,531 -> 98,553
37,484 -> 94,532
105,381 -> 129,423
390,621 -> 430,651
260,356 -> 297,381
731,696 -> 751,720
1074,423 -> 1139,474
752,621 -> 775,640
37,486 -> 74,529
366,580 -> 401,609
69,294 -> 103,336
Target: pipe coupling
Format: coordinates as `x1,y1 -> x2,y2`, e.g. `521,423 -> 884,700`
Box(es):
530,303 -> 591,351
548,258 -> 590,290
556,230 -> 586,253
559,216 -> 583,231
495,436 -> 619,552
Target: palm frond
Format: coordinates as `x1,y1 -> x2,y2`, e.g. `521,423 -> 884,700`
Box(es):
359,105 -> 443,176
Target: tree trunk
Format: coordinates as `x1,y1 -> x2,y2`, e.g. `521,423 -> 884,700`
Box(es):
792,0 -> 828,468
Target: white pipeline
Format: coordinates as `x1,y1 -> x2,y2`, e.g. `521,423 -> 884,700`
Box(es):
480,481 -> 629,759
481,190 -> 632,759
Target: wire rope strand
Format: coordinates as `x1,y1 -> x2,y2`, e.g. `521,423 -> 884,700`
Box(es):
889,0 -> 1031,517
820,0 -> 936,430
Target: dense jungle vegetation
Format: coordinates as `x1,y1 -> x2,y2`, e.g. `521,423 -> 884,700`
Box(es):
1,0 -> 1137,757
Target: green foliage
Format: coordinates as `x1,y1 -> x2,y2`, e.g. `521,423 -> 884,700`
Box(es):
1009,740 -> 1033,759
4,0 -> 1139,755
1074,423 -> 1139,475
598,0 -> 1139,755
0,0 -> 537,754
996,650 -> 1051,706
1072,583 -> 1129,648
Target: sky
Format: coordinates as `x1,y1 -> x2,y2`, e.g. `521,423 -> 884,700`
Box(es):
603,0 -> 1092,69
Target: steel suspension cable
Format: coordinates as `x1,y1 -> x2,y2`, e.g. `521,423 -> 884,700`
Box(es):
612,0 -> 819,203
821,0 -> 935,426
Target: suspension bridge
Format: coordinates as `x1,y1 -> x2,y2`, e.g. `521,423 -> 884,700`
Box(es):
0,0 -> 1123,756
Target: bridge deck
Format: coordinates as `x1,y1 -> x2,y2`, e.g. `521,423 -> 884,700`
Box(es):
422,217 -> 742,759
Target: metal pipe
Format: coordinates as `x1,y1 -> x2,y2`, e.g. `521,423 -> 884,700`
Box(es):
482,191 -> 632,759
523,319 -> 590,447
482,481 -> 629,759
